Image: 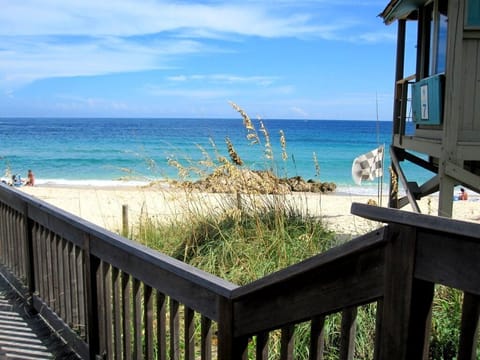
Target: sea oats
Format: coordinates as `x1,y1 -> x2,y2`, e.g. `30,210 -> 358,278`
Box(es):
196,144 -> 214,169
279,130 -> 288,161
225,136 -> 243,166
229,101 -> 261,146
313,152 -> 320,178
259,120 -> 273,160
389,166 -> 398,197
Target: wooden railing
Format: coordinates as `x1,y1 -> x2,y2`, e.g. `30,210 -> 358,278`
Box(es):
1,183 -> 480,359
393,73 -> 415,139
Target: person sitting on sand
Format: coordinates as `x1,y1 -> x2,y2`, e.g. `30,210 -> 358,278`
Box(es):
25,169 -> 35,186
11,174 -> 22,186
459,188 -> 468,200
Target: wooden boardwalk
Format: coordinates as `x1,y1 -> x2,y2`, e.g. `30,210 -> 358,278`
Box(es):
0,275 -> 78,360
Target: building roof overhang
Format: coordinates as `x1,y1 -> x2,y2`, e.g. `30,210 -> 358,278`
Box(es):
380,0 -> 429,24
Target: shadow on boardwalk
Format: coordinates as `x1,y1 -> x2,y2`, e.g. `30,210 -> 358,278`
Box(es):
0,275 -> 78,360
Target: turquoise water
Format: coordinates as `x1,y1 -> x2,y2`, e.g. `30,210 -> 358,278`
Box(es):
0,118 -> 430,194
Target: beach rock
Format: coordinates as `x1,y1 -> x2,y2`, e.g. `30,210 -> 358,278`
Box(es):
174,167 -> 336,194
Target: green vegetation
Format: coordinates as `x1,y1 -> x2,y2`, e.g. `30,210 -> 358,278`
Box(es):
135,196 -> 336,285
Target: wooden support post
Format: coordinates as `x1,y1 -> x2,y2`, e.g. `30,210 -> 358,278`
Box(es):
217,297 -> 248,360
458,292 -> 480,360
379,224 -> 434,360
340,307 -> 357,360
236,192 -> 242,211
84,234 -> 102,359
122,205 -> 128,237
23,203 -> 35,301
309,315 -> 325,360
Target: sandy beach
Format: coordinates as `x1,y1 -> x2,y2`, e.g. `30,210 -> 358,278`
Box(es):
18,185 -> 480,239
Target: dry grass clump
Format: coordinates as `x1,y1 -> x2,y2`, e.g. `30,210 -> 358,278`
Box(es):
166,102 -> 335,196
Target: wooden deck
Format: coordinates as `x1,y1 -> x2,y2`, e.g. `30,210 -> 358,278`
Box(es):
0,273 -> 78,359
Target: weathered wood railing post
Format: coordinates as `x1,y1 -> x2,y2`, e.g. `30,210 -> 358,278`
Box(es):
23,203 -> 35,302
458,292 -> 480,360
340,307 -> 358,360
122,204 -> 128,237
84,233 -> 102,359
379,224 -> 434,360
217,297 -> 249,360
309,315 -> 326,359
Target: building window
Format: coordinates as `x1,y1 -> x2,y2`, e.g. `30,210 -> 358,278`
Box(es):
466,0 -> 480,27
430,0 -> 448,75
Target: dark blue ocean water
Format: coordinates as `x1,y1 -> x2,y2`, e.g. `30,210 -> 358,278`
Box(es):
0,118 -> 429,194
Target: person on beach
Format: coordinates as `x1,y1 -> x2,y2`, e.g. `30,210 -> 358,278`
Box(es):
459,188 -> 468,200
25,169 -> 35,186
12,174 -> 22,186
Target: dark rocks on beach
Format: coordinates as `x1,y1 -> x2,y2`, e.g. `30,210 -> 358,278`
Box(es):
172,169 -> 336,194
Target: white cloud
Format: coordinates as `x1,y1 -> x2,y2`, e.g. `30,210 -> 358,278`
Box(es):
0,0 -> 393,92
290,106 -> 309,117
166,74 -> 278,87
0,1 -> 331,38
0,36 -> 206,89
53,95 -> 129,111
145,85 -> 231,99
144,77 -> 293,100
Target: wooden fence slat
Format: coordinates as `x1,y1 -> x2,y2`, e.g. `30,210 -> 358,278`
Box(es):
39,227 -> 48,303
458,292 -> 480,360
5,209 -> 12,269
133,278 -> 142,360
97,260 -> 107,356
24,209 -> 35,298
280,325 -> 295,360
64,240 -> 73,326
201,316 -> 212,360
170,298 -> 180,360
13,212 -> 20,276
0,205 -> 5,262
50,233 -> 59,313
70,245 -> 80,332
185,306 -> 195,360
340,307 -> 357,360
85,235 -> 101,359
104,262 -> 113,359
76,245 -> 87,338
46,230 -> 55,308
373,299 -> 383,360
112,267 -> 122,360
407,279 -> 434,359
57,237 -> 66,322
309,315 -> 325,360
157,292 -> 167,360
122,272 -> 132,360
256,332 -> 269,360
144,285 -> 154,360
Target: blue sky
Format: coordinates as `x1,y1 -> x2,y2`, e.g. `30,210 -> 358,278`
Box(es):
0,0 -> 416,120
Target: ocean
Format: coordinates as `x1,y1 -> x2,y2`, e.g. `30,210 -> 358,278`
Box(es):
0,118 -> 430,195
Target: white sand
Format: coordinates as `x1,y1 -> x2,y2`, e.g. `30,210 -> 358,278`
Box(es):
19,185 -> 480,238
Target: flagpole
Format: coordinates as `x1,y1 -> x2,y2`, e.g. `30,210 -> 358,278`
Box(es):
375,93 -> 383,207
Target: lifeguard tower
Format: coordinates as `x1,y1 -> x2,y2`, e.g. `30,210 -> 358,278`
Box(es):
380,0 -> 480,217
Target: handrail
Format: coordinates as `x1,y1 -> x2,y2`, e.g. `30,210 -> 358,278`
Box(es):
1,184 -> 237,312
231,228 -> 386,337
352,202 -> 480,239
